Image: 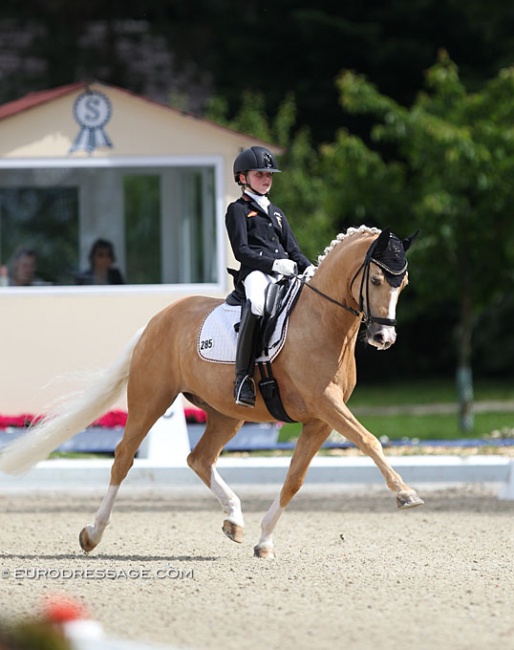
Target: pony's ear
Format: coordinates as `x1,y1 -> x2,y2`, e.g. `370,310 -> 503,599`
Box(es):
372,227 -> 391,258
402,230 -> 419,252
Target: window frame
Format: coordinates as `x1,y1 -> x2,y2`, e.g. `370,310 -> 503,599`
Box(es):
0,154 -> 227,295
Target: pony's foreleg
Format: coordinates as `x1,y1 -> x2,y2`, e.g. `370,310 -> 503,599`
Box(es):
187,413 -> 245,543
323,396 -> 424,509
254,421 -> 331,559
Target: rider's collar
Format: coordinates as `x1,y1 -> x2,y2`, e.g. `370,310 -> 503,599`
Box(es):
244,190 -> 270,212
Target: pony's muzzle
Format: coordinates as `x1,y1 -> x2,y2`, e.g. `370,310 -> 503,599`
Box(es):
367,324 -> 397,350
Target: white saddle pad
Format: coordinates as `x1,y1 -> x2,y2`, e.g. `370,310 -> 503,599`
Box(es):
198,285 -> 300,364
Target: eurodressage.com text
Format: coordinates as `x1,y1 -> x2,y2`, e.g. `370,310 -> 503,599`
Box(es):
1,565 -> 194,581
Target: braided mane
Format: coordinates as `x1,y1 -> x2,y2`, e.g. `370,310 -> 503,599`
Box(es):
317,225 -> 381,266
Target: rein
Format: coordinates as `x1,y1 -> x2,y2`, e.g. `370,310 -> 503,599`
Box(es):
300,237 -> 405,327
300,279 -> 361,319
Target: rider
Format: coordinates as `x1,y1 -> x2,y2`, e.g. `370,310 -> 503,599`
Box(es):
226,145 -> 315,407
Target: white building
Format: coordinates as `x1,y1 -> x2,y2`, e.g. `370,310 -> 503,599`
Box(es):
0,82 -> 280,413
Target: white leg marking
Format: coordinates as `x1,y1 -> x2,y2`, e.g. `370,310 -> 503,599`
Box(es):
86,485 -> 120,545
257,495 -> 284,549
210,467 -> 244,528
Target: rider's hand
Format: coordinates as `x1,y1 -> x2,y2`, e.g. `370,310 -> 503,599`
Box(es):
303,265 -> 316,281
272,259 -> 298,277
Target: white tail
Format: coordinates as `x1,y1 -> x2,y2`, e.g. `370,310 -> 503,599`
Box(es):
0,328 -> 145,476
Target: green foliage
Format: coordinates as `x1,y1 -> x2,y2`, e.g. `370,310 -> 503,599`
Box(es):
319,131 -> 408,232
274,130 -> 332,263
356,412 -> 514,441
207,53 -> 514,379
1,620 -> 71,650
279,378 -> 514,441
334,52 -> 514,374
231,91 -> 272,143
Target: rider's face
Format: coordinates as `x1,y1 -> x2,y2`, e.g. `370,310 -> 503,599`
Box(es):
245,170 -> 273,194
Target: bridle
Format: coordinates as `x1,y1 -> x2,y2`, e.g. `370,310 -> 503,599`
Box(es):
300,237 -> 407,327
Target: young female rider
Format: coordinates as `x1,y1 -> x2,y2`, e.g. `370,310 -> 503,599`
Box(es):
225,146 -> 315,407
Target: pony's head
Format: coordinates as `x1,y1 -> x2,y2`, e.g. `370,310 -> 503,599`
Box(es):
350,228 -> 418,350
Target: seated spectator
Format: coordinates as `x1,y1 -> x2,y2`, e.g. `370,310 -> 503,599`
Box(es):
75,239 -> 125,285
9,246 -> 47,286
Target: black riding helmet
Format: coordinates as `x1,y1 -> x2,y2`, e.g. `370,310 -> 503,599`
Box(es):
233,146 -> 281,184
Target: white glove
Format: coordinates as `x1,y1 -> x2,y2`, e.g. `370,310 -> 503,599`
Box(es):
272,259 -> 298,277
303,265 -> 316,281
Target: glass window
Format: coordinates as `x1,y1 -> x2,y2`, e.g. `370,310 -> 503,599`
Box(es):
0,164 -> 218,286
0,185 -> 79,285
124,174 -> 161,284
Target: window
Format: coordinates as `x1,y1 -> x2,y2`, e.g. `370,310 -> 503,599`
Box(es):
0,162 -> 218,286
0,185 -> 78,284
124,174 -> 161,284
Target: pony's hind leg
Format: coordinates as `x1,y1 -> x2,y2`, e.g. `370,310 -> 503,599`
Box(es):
254,420 -> 332,559
79,484 -> 120,552
186,410 -> 245,543
79,384 -> 177,553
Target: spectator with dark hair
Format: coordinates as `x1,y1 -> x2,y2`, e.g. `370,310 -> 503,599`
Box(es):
9,246 -> 46,286
75,239 -> 125,285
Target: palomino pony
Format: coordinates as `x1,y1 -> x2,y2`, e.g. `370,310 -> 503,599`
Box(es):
0,225 -> 423,559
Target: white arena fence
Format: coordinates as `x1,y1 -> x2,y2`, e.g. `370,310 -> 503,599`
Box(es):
1,398 -> 513,499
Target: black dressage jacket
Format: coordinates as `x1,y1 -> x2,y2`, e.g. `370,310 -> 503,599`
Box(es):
225,195 -> 311,287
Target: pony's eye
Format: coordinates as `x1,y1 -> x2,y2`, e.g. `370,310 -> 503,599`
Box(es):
371,276 -> 382,286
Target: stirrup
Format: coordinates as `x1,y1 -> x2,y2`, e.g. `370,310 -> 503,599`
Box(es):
234,375 -> 256,407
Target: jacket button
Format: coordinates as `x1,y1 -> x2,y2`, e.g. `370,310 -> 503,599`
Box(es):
274,249 -> 278,253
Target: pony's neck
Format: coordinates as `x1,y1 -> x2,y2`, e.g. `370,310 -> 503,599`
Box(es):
314,229 -> 377,314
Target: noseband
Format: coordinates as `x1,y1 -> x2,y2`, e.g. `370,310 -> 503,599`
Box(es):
302,236 -> 407,327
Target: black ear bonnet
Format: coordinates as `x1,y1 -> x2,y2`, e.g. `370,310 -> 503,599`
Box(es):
368,228 -> 419,288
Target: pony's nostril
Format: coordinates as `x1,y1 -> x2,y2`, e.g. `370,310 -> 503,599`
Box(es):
372,331 -> 393,349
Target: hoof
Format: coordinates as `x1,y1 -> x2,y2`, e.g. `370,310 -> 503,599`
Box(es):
222,519 -> 244,543
396,491 -> 425,509
79,527 -> 97,553
253,545 -> 276,559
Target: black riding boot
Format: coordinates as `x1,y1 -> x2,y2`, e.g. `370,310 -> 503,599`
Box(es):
234,300 -> 260,407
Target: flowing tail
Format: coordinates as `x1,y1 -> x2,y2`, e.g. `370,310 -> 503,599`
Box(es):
0,328 -> 145,476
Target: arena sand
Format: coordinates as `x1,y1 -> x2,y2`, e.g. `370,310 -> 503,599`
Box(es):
0,483 -> 513,650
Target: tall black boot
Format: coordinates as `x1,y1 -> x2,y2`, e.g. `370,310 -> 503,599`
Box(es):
234,300 -> 260,407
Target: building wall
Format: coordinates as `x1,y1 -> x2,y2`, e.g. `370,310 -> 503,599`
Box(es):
0,285 -> 226,413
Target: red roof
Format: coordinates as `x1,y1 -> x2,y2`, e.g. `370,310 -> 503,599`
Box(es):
0,82 -> 86,121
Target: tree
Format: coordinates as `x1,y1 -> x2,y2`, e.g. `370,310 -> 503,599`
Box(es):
4,0 -> 514,145
330,51 -> 514,428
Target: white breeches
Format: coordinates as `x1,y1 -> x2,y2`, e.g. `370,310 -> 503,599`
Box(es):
244,270 -> 277,316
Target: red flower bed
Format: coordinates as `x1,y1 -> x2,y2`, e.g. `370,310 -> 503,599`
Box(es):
184,407 -> 207,423
0,406 -> 207,430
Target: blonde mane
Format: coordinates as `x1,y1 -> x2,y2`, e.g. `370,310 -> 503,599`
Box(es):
317,225 -> 381,266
